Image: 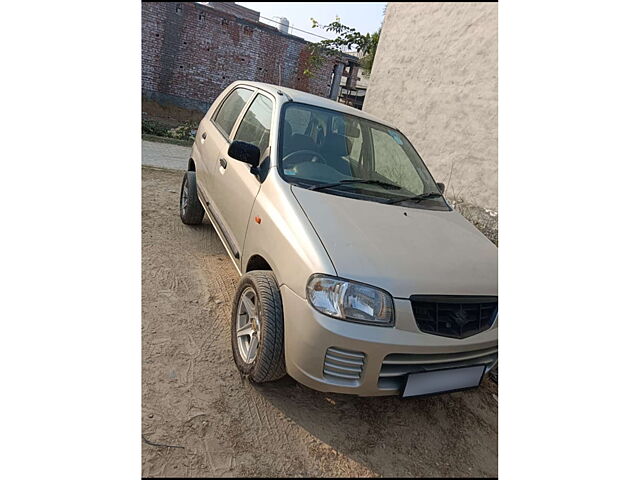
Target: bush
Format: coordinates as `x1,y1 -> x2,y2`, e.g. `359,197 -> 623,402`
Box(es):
142,119 -> 169,137
166,122 -> 197,141
142,118 -> 196,141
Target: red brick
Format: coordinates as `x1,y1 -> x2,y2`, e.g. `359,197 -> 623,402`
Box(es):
142,2 -> 341,111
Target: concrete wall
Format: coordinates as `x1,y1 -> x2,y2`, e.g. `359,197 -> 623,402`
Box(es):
363,2 -> 498,211
142,2 -> 342,113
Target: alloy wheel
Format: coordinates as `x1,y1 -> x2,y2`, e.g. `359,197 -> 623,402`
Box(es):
236,287 -> 261,364
180,181 -> 188,215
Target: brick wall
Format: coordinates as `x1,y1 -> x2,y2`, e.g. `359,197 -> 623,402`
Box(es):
205,2 -> 260,23
142,2 -> 339,113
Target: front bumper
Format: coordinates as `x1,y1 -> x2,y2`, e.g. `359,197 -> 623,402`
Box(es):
281,285 -> 498,396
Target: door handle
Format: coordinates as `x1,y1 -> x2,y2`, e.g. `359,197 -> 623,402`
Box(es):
219,158 -> 227,169
202,131 -> 207,140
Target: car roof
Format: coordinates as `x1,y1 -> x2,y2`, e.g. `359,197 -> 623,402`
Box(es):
230,81 -> 397,129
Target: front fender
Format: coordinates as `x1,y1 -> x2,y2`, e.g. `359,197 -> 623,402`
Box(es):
242,171 -> 336,298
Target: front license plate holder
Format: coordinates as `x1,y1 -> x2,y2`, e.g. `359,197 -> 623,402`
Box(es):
402,365 -> 486,398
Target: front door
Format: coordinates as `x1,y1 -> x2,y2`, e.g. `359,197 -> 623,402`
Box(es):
211,92 -> 274,268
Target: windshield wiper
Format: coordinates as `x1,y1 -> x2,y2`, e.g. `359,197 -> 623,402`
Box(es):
387,191 -> 443,204
309,179 -> 402,191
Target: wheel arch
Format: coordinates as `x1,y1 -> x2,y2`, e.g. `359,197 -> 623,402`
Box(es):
244,253 -> 286,286
245,254 -> 273,274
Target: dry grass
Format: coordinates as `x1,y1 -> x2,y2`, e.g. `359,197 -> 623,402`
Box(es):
449,197 -> 498,247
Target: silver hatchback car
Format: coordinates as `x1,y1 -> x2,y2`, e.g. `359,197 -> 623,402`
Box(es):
180,81 -> 498,397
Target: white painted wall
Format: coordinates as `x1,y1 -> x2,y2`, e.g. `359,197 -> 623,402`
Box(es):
364,2 -> 498,210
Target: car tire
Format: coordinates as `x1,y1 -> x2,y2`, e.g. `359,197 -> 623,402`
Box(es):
180,170 -> 204,225
231,270 -> 286,383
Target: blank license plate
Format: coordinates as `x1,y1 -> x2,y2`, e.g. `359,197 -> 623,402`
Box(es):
402,365 -> 486,397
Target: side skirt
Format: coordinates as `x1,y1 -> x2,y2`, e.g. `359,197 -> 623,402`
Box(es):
197,185 -> 242,276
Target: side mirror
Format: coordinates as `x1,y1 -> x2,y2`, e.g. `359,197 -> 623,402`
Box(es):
228,140 -> 260,168
436,182 -> 446,193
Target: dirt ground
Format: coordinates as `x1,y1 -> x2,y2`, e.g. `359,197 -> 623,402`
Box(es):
142,166 -> 498,478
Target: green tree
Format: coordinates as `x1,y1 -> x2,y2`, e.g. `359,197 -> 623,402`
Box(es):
303,16 -> 380,77
359,28 -> 380,77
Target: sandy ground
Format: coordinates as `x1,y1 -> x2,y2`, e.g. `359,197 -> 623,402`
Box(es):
142,166 -> 498,477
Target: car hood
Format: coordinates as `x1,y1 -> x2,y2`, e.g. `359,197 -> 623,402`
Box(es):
292,186 -> 498,298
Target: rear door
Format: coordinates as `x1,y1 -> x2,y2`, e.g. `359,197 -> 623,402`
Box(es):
199,86 -> 254,203
211,91 -> 274,265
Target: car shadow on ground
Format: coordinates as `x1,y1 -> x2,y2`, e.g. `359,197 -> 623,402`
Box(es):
251,374 -> 498,477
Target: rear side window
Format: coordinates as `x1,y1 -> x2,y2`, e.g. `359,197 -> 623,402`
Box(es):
213,87 -> 253,137
234,94 -> 273,157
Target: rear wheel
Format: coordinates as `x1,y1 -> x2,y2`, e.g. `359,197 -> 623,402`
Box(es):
180,170 -> 204,225
231,271 -> 286,383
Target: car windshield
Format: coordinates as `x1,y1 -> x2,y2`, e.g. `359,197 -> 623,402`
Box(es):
277,102 -> 449,210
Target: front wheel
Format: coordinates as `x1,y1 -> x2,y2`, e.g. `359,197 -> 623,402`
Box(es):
231,271 -> 286,383
179,170 -> 204,225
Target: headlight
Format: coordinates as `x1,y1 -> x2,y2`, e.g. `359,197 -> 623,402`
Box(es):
306,274 -> 394,326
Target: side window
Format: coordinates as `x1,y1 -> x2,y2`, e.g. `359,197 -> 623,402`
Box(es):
212,87 -> 253,137
233,94 -> 273,157
371,128 -> 423,194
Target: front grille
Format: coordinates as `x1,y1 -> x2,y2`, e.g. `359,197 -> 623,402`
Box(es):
410,295 -> 498,339
377,347 -> 498,392
323,347 -> 365,383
